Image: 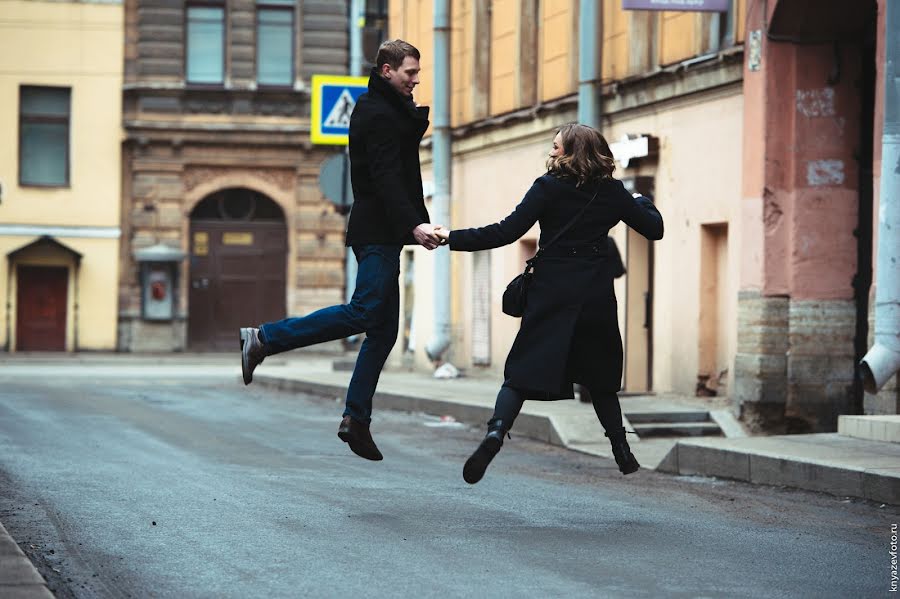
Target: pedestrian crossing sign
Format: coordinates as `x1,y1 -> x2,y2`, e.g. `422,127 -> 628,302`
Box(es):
310,74 -> 368,146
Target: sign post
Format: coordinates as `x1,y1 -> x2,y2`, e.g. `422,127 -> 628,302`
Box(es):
310,74 -> 368,146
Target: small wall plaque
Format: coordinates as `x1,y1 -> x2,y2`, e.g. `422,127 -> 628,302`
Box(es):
223,232 -> 254,246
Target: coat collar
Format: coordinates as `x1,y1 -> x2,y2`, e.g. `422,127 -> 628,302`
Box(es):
367,67 -> 429,123
544,173 -> 617,198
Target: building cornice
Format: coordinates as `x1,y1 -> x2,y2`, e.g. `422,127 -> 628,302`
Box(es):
123,120 -> 309,134
0,224 -> 120,239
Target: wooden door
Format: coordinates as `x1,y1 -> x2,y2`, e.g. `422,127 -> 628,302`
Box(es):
188,221 -> 287,350
624,230 -> 652,392
16,266 -> 68,351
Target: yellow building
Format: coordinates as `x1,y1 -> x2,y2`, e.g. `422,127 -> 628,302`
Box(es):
0,0 -> 123,351
388,1 -> 748,399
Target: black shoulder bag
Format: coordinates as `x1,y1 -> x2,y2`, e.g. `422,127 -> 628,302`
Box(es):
502,190 -> 599,317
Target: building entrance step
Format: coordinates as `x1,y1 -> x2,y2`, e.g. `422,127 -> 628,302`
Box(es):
838,415 -> 900,444
625,410 -> 712,424
630,422 -> 724,438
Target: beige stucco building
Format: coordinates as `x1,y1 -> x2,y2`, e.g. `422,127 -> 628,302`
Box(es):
388,1 -> 747,401
0,0 -> 123,351
387,0 -> 896,432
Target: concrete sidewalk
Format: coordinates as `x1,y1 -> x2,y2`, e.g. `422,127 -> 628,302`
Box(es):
254,354 -> 900,506
0,521 -> 53,598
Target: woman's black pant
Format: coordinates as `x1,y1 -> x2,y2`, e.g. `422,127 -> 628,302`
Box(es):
491,382 -> 624,434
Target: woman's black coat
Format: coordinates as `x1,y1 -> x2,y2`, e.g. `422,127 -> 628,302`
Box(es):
449,174 -> 664,399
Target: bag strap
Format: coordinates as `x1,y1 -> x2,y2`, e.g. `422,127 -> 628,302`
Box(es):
527,189 -> 600,266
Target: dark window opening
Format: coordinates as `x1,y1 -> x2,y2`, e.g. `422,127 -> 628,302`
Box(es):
190,188 -> 285,221
19,86 -> 70,187
186,5 -> 225,84
256,0 -> 295,86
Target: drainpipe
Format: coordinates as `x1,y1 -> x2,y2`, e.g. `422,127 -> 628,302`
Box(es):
5,261 -> 11,351
344,0 -> 364,335
425,0 -> 452,365
577,0 -> 603,128
860,0 -> 900,393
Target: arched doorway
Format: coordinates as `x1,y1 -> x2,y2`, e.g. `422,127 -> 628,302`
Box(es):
188,188 -> 287,351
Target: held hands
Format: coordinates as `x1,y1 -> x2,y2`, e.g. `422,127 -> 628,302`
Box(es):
413,223 -> 448,250
433,226 -> 450,244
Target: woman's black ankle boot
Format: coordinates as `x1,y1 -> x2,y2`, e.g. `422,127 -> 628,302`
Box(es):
605,427 -> 640,475
463,418 -> 509,484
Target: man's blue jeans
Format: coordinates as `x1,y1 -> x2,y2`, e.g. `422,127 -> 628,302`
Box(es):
258,244 -> 402,425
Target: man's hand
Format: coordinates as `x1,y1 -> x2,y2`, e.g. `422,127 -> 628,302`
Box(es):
413,223 -> 443,250
433,225 -> 450,245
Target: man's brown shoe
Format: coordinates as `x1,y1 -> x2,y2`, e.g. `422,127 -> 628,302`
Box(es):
337,416 -> 383,461
239,327 -> 266,385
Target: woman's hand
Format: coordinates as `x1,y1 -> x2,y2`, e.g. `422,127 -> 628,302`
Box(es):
433,226 -> 450,245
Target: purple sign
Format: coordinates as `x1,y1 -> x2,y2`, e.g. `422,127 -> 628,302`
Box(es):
623,0 -> 730,11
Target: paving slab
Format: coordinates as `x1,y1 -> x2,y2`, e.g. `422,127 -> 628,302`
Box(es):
0,523 -> 52,598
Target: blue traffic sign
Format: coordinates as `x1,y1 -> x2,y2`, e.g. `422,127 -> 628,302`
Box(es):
311,75 -> 368,146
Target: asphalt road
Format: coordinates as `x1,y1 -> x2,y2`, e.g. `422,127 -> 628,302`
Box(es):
0,362 -> 894,598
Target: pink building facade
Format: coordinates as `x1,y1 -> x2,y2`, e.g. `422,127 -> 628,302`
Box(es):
736,0 -> 896,432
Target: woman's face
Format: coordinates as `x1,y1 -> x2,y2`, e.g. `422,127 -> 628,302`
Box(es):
549,132 -> 564,159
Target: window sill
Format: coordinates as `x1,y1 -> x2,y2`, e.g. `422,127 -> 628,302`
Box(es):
18,182 -> 70,189
256,83 -> 294,90
184,83 -> 227,90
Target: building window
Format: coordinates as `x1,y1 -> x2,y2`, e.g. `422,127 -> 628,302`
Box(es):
186,5 -> 225,84
362,0 -> 389,72
19,86 -> 70,187
257,0 -> 294,86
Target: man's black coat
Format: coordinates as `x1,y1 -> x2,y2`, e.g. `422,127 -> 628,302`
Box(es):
449,174 -> 664,398
346,68 -> 431,246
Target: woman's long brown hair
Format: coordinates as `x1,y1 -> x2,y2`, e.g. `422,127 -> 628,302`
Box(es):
545,123 -> 616,187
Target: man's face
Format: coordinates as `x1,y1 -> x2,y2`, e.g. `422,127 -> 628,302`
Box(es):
381,56 -> 421,98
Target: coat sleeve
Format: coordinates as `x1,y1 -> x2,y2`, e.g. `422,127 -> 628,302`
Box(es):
448,179 -> 546,251
365,115 -> 427,237
616,181 -> 664,240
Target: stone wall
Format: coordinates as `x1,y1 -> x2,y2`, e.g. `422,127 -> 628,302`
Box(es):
735,292 -> 859,433
734,291 -> 789,432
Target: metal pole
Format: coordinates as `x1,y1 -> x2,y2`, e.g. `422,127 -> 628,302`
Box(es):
344,0 -> 365,308
577,0 -> 602,128
860,0 -> 900,393
350,0 -> 364,75
425,0 -> 452,364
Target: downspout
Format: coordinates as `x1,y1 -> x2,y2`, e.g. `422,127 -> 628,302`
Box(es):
344,0 -> 364,340
852,13 -> 877,412
73,259 -> 80,352
425,0 -> 452,365
577,0 -> 602,128
5,259 -> 11,352
860,0 -> 900,393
